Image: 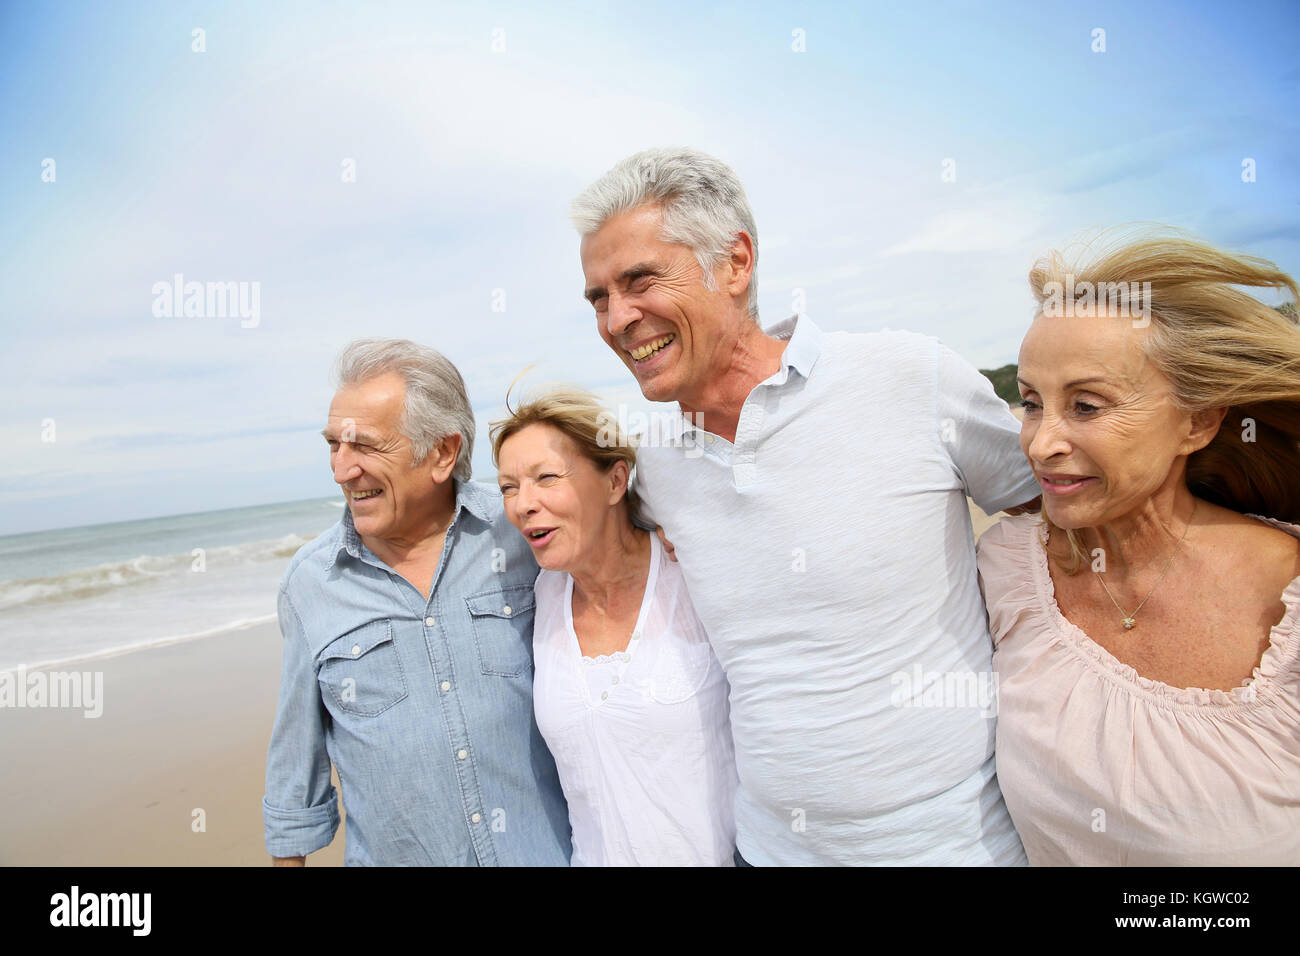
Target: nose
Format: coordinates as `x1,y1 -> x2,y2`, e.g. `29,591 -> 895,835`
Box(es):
1025,406 -> 1071,465
514,479 -> 540,520
332,445 -> 363,486
605,290 -> 640,340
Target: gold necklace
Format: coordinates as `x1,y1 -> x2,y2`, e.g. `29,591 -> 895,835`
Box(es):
1091,501 -> 1196,630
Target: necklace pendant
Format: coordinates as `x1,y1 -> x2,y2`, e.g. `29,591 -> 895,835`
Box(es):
1122,617 -> 1137,630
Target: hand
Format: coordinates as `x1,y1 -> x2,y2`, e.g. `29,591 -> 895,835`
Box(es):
1004,496 -> 1042,516
655,526 -> 677,562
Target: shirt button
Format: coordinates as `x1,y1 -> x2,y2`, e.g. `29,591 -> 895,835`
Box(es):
471,813 -> 482,824
502,605 -> 512,616
601,691 -> 608,700
457,749 -> 468,760
705,434 -> 715,444
440,681 -> 451,692
424,617 -> 435,627
611,675 -> 619,684
632,631 -> 640,641
351,644 -> 361,656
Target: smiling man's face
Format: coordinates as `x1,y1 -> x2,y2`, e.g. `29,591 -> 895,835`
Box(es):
580,203 -> 737,406
323,371 -> 445,545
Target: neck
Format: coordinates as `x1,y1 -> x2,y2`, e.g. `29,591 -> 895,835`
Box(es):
678,318 -> 787,443
568,512 -> 651,608
360,481 -> 458,567
1079,474 -> 1198,579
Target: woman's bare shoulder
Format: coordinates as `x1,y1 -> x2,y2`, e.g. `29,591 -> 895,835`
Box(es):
1203,501 -> 1300,583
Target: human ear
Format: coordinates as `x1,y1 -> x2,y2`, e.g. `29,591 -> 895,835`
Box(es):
427,433 -> 462,482
721,231 -> 755,300
607,460 -> 629,506
1182,406 -> 1228,455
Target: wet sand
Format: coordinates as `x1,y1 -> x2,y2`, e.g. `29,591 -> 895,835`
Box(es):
0,621 -> 344,866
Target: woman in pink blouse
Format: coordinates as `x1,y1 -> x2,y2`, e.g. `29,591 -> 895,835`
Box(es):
977,232 -> 1300,865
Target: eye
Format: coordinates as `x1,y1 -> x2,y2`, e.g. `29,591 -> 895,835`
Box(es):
1018,398 -> 1040,413
499,484 -> 516,496
629,275 -> 652,293
539,473 -> 558,483
1073,401 -> 1100,415
591,295 -> 608,312
326,439 -> 339,448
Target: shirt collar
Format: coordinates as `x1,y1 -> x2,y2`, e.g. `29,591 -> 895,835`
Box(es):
763,312 -> 822,382
329,479 -> 493,568
674,313 -> 823,438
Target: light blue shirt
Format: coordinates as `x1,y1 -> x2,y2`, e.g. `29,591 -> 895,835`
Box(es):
263,479 -> 572,865
634,315 -> 1038,865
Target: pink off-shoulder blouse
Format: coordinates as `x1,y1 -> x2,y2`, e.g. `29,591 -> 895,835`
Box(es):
976,513 -> 1300,866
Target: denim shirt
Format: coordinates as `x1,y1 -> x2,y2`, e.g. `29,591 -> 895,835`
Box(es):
263,479 -> 572,865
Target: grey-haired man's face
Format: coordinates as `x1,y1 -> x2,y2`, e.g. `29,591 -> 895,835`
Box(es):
580,203 -> 734,406
323,372 -> 440,543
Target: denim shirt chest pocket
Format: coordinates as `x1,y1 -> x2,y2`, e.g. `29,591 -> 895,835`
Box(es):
317,619 -> 408,717
465,585 -> 536,677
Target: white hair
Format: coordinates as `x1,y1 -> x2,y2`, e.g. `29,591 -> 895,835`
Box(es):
333,339 -> 475,482
569,147 -> 760,320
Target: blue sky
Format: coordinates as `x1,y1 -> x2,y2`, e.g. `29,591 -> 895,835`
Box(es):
3,0 -> 1298,535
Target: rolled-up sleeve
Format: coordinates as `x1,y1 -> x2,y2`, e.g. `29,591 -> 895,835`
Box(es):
263,584 -> 340,858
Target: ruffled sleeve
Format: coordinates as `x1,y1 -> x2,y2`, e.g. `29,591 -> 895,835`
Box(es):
975,514 -> 1045,651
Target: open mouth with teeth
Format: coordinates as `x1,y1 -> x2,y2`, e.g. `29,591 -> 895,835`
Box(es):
526,527 -> 557,548
629,334 -> 675,364
351,488 -> 384,500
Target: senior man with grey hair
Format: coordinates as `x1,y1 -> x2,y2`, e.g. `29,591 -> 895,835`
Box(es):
263,338 -> 571,866
572,148 -> 1040,866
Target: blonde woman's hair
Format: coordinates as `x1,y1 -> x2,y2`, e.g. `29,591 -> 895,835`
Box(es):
488,383 -> 642,524
1027,228 -> 1300,573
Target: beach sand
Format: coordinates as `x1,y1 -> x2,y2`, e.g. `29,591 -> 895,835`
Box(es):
0,621 -> 345,866
0,498 -> 1011,867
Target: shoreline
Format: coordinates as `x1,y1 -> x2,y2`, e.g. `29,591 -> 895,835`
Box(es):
0,614 -> 279,676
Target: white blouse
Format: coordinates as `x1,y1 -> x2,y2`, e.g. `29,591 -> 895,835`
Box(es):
532,531 -> 739,866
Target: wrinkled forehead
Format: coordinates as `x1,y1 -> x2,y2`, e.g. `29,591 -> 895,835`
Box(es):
499,422 -> 581,469
326,375 -> 407,434
580,204 -> 675,264
1019,312 -> 1154,386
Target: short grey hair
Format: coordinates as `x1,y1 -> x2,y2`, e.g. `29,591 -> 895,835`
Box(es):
333,338 -> 475,482
569,147 -> 760,320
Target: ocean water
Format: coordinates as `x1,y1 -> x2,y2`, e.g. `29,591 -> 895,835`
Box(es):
0,497 -> 346,671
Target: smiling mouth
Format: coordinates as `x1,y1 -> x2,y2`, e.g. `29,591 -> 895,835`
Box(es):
629,334 -> 675,363
526,528 -> 556,546
1039,475 -> 1096,494
351,489 -> 383,500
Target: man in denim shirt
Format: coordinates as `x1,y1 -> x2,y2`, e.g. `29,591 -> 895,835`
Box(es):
263,339 -> 571,865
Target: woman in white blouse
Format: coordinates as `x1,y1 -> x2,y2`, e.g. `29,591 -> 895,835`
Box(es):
490,387 -> 738,866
